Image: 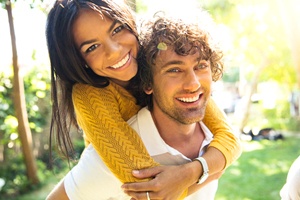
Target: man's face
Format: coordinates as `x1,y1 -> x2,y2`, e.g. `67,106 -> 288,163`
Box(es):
147,48 -> 212,125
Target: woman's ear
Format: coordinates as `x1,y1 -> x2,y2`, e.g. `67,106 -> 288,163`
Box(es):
144,86 -> 153,95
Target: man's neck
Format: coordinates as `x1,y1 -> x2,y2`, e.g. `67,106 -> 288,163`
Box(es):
150,108 -> 204,159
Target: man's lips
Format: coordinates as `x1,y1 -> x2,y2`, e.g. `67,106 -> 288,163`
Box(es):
176,94 -> 202,103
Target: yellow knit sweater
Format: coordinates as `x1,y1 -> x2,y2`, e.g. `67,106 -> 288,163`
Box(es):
72,82 -> 241,197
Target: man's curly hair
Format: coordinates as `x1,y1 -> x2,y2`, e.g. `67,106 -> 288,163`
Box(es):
132,11 -> 224,108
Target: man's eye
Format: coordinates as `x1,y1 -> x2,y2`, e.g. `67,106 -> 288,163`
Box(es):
85,44 -> 99,54
198,64 -> 208,69
197,60 -> 209,69
167,68 -> 180,73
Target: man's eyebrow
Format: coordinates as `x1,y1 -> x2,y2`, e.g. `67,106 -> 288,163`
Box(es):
160,60 -> 184,69
160,57 -> 200,69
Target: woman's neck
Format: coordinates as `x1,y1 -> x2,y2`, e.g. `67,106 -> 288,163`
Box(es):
110,78 -> 129,88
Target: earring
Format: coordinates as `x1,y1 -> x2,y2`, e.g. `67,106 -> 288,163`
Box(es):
85,64 -> 89,68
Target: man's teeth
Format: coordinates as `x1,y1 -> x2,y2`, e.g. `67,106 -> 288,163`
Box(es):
111,54 -> 129,69
178,96 -> 199,102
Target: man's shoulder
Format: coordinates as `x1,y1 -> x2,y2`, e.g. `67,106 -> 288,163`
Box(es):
127,107 -> 150,131
127,107 -> 150,127
127,113 -> 138,127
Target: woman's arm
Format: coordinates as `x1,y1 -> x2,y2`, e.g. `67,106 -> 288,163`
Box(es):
122,147 -> 226,199
72,83 -> 160,182
203,97 -> 242,167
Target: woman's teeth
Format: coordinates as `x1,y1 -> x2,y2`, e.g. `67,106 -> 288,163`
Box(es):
111,54 -> 129,69
178,96 -> 199,103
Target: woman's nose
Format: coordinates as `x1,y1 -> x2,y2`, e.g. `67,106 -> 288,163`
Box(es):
105,40 -> 121,60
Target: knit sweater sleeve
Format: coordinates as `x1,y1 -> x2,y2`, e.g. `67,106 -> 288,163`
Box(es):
202,97 -> 242,168
72,83 -> 159,183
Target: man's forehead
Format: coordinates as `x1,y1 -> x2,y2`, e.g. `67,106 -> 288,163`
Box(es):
157,48 -> 176,58
155,48 -> 177,65
154,47 -> 202,70
156,47 -> 200,61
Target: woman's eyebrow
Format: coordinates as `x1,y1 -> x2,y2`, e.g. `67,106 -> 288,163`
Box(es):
79,39 -> 97,51
79,20 -> 118,51
108,20 -> 117,33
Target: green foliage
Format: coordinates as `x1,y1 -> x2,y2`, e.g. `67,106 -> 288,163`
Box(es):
0,0 -> 45,9
0,154 -> 70,198
0,137 -> 84,198
262,100 -> 290,128
0,67 -> 52,198
0,71 -> 15,145
0,155 -> 31,197
136,0 -> 148,13
23,67 -> 51,133
240,99 -> 300,131
200,0 -> 296,86
0,66 -> 51,152
222,66 -> 240,83
199,0 -> 298,133
199,0 -> 236,20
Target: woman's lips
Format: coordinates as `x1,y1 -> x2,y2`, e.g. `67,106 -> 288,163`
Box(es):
110,53 -> 130,69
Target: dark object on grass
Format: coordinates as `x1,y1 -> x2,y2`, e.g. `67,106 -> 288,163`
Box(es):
246,128 -> 284,141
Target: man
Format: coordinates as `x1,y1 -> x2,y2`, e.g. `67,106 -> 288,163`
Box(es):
120,11 -> 224,200
50,10 -> 227,200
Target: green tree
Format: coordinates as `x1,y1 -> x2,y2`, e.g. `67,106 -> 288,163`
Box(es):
1,0 -> 39,185
277,0 -> 300,88
201,0 -> 297,131
125,0 -> 136,11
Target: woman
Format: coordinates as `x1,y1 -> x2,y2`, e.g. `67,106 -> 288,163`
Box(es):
280,156 -> 300,200
46,0 -> 241,199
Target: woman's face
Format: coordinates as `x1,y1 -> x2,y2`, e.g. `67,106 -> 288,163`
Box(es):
72,9 -> 139,86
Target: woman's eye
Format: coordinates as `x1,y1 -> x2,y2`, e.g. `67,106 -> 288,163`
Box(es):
85,44 -> 99,54
112,24 -> 125,35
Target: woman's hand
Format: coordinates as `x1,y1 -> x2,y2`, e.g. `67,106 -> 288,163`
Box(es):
121,164 -> 194,200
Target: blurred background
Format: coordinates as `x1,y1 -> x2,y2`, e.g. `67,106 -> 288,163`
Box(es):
0,0 -> 299,199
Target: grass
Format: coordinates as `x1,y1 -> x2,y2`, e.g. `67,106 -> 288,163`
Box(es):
216,135 -> 300,200
15,135 -> 300,200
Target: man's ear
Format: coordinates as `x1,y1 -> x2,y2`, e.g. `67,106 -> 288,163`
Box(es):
144,86 -> 153,95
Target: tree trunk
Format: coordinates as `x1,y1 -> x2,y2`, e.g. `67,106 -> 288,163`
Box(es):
238,58 -> 269,132
6,0 -> 39,185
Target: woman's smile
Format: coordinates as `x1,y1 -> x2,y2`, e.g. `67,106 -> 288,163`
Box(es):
110,53 -> 130,69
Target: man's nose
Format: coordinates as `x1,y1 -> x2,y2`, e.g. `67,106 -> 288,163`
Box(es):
182,70 -> 201,92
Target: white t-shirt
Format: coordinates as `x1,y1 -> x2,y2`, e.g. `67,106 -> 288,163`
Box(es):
280,156 -> 300,200
64,107 -> 218,200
